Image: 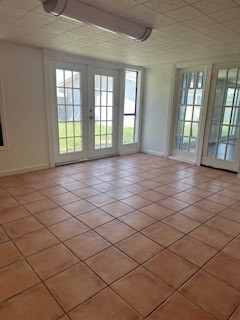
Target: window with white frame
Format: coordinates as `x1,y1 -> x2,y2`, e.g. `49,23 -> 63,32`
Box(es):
123,70 -> 138,144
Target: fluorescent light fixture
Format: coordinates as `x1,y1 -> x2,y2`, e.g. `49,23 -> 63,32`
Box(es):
42,0 -> 152,41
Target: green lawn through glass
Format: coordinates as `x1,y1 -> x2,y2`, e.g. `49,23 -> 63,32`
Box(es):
58,122 -> 135,153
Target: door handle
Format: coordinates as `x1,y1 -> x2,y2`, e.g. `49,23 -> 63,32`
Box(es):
89,116 -> 94,119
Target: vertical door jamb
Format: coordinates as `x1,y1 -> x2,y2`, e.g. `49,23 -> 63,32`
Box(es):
196,64 -> 213,166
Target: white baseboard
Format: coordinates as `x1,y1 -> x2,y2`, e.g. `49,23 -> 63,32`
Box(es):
168,155 -> 196,164
141,149 -> 165,157
0,164 -> 50,177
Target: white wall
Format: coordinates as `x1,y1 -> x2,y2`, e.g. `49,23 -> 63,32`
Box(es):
141,64 -> 175,156
0,42 -> 49,175
0,42 -> 178,175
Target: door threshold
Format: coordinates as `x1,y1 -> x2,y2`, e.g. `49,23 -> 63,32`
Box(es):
55,154 -> 119,167
200,164 -> 239,174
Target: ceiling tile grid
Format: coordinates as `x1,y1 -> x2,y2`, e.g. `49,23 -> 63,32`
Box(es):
0,0 -> 239,66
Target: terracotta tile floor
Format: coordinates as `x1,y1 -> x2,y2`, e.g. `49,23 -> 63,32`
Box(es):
0,153 -> 240,319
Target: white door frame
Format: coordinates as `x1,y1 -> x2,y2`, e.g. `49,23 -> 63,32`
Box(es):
87,66 -> 119,159
201,62 -> 240,172
49,60 -> 89,165
43,49 -> 144,167
169,65 -> 211,165
44,56 -> 120,165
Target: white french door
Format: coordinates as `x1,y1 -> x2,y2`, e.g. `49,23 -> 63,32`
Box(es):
171,68 -> 206,163
52,62 -> 119,164
202,64 -> 240,172
88,68 -> 118,159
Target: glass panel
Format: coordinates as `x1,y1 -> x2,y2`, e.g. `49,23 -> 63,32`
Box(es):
192,123 -> 198,138
65,70 -> 72,87
101,135 -> 107,148
95,92 -> 100,107
66,88 -> 73,104
73,89 -> 80,105
197,72 -> 204,88
193,106 -> 200,121
216,143 -> 226,160
123,70 -> 138,144
95,122 -> 101,135
59,139 -> 67,154
74,106 -> 81,121
107,107 -> 112,121
178,106 -> 185,121
208,142 -> 217,157
67,138 -> 75,152
95,75 -> 100,90
101,107 -> 107,121
189,72 -> 195,88
216,69 -> 227,87
212,107 -> 222,124
56,69 -> 64,87
225,88 -> 235,106
73,71 -> 80,88
220,125 -> 229,138
95,136 -> 101,149
95,107 -> 100,121
107,92 -> 113,106
209,125 -> 219,141
74,122 -> 81,136
195,89 -> 202,105
94,73 -> 115,150
124,70 -> 137,114
176,136 -> 182,150
227,69 -> 238,86
226,144 -> 236,161
123,116 -> 135,144
75,137 -> 82,151
181,73 -> 188,88
185,106 -> 193,121
101,92 -> 107,106
234,89 -> 240,107
174,70 -> 205,156
66,122 -> 74,137
107,121 -> 112,134
57,88 -> 65,105
58,105 -> 66,121
231,108 -> 240,126
180,89 -> 186,105
101,76 -> 107,90
187,89 -> 194,105
66,106 -> 73,121
189,138 -> 197,153
176,121 -> 184,136
101,122 -> 107,134
214,88 -> 225,106
56,68 -> 82,154
184,122 -> 191,137
182,137 -> 189,151
107,135 -> 112,147
223,107 -> 232,125
108,77 -> 113,91
229,126 -> 238,138
58,123 -> 66,138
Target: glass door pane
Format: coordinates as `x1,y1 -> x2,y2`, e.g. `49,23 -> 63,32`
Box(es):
56,69 -> 83,154
202,66 -> 240,172
173,69 -> 205,162
52,64 -> 119,165
53,64 -> 88,164
94,74 -> 113,150
88,68 -> 118,159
